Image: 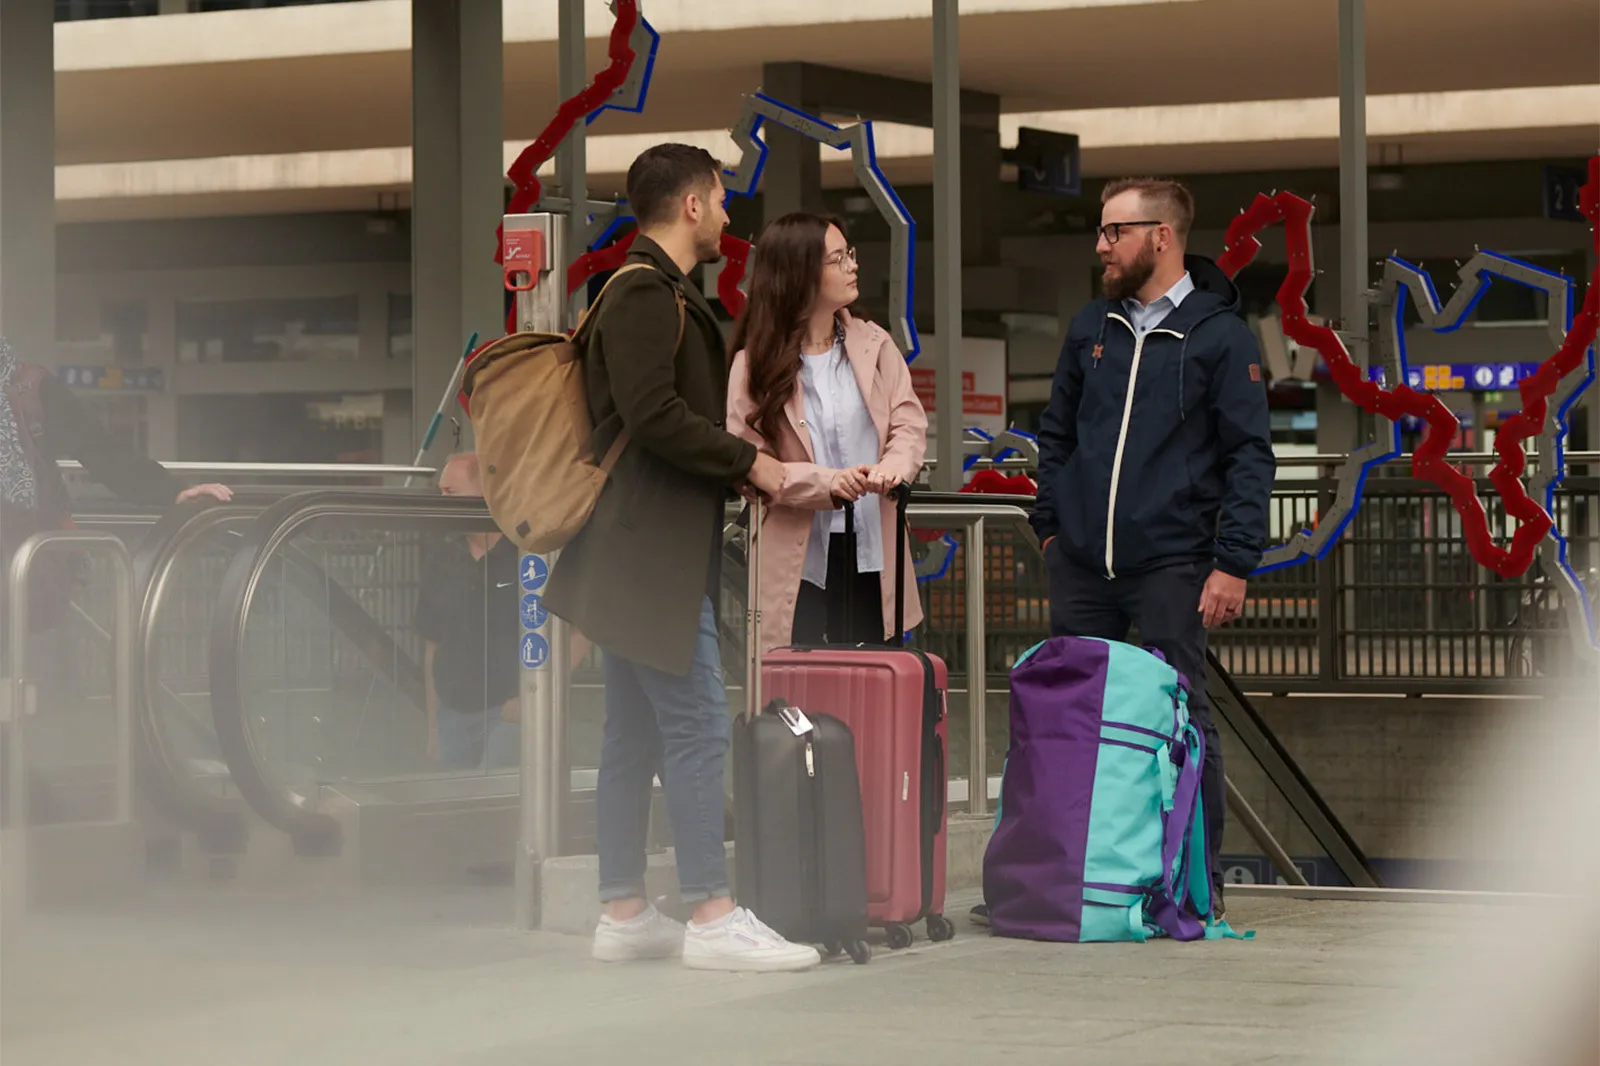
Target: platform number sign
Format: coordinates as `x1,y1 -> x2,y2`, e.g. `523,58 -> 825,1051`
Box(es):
519,553 -> 552,670
1543,164 -> 1585,223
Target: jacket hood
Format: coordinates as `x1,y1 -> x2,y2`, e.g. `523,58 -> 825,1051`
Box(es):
1183,254 -> 1241,316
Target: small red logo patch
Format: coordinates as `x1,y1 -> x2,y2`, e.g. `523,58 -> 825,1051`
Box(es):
1248,363 -> 1262,383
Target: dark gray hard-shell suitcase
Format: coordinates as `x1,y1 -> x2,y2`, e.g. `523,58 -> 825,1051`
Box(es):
731,496 -> 871,964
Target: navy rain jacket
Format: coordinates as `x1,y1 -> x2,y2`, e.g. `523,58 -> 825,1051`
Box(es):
1031,254 -> 1276,580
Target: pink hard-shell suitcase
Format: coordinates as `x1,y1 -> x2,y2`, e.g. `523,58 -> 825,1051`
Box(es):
758,487 -> 953,948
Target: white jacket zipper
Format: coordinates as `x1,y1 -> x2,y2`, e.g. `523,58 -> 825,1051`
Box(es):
1103,316 -> 1186,578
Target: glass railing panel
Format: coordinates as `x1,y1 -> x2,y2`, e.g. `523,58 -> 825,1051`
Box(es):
911,517 -> 1048,800
239,527 -> 425,788
230,508 -> 533,793
11,548 -> 128,826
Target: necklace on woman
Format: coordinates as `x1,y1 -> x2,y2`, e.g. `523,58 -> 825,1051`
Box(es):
801,318 -> 842,355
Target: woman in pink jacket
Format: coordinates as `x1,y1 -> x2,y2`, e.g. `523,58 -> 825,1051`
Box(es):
727,212 -> 928,652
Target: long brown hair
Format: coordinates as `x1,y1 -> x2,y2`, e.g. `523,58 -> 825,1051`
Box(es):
730,212 -> 849,446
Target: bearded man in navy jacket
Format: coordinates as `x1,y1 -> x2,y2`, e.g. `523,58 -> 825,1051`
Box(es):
1032,176 -> 1276,916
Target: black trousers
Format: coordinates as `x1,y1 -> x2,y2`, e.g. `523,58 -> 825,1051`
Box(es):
1046,544 -> 1225,892
792,532 -> 885,646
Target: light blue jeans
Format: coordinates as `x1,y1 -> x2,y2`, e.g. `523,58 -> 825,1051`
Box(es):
596,596 -> 731,906
436,705 -> 520,772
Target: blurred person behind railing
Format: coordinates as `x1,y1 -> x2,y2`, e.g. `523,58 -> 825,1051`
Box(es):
0,336 -> 231,824
416,452 -> 522,771
0,337 -> 231,643
415,451 -> 593,769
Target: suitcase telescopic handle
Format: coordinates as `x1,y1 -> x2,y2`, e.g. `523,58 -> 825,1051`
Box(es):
745,494 -> 763,721
840,483 -> 911,647
893,482 -> 909,647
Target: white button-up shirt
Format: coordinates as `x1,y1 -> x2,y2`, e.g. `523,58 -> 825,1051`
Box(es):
798,340 -> 883,588
1122,271 -> 1194,337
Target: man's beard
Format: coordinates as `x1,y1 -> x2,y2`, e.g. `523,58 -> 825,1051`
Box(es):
695,224 -> 724,265
1102,236 -> 1157,301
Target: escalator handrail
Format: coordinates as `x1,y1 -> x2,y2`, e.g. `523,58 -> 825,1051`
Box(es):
208,490 -> 497,844
132,500 -> 271,838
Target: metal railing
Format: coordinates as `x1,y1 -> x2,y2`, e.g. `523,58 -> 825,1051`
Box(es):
6,532 -> 136,908
59,460 -> 436,480
8,531 -> 136,827
183,480 -> 1574,910
904,468 -> 1599,693
904,500 -> 1032,818
83,460 -> 1591,751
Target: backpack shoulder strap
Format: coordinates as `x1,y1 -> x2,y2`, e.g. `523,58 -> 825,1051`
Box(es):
572,262 -> 685,348
577,262 -> 688,477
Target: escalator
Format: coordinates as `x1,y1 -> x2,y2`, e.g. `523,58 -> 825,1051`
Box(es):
203,490 -> 581,882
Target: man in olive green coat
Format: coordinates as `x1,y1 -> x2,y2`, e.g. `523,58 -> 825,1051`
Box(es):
543,144 -> 817,973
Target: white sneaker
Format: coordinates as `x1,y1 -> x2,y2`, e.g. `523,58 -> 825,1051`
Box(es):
682,907 -> 822,973
592,904 -> 685,962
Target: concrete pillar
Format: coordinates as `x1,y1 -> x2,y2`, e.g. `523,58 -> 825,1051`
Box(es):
557,0 -> 588,327
410,0 -> 503,459
145,296 -> 178,459
960,96 -> 1000,267
1316,380 -> 1360,454
1337,0 -> 1368,339
760,63 -> 823,226
931,0 -> 963,492
0,0 -> 57,368
382,391 -> 417,469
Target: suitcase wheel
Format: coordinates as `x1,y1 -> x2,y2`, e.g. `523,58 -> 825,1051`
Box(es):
885,923 -> 915,950
925,914 -> 955,943
824,940 -> 872,965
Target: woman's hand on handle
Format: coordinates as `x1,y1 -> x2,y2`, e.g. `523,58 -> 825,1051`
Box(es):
864,465 -> 904,495
830,465 -> 871,503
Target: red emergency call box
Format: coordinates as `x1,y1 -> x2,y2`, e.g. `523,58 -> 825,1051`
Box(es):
502,227 -> 546,292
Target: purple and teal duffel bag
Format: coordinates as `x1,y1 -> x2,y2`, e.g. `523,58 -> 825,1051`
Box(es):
982,636 -> 1248,943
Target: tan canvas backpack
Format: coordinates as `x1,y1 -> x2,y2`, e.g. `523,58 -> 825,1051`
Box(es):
461,263 -> 685,553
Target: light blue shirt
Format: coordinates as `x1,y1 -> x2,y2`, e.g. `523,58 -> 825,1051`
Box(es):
798,340 -> 883,588
1122,271 -> 1194,337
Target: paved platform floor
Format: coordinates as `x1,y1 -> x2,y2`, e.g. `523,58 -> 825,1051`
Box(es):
0,886 -> 1507,1066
